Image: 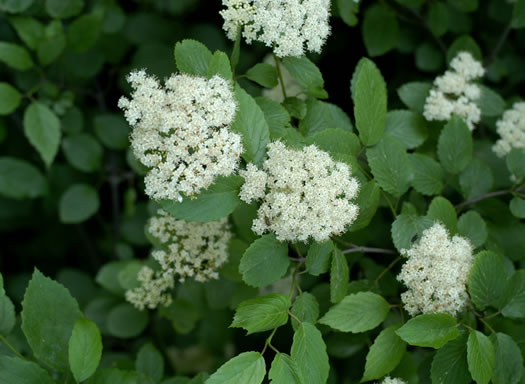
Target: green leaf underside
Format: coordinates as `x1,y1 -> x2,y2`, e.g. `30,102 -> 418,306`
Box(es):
231,293 -> 291,334
396,313 -> 459,348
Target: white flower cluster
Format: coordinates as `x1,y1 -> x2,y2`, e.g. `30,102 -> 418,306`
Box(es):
381,377 -> 407,384
118,70 -> 243,202
148,209 -> 232,282
492,102 -> 525,157
397,223 -> 474,317
220,0 -> 331,57
423,52 -> 485,131
125,266 -> 174,311
239,141 -> 360,242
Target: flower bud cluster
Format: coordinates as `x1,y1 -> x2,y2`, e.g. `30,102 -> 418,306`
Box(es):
397,222 -> 474,317
118,70 -> 243,202
382,377 -> 407,384
492,102 -> 525,158
220,0 -> 331,57
423,52 -> 485,131
148,210 -> 232,282
239,141 -> 360,242
125,266 -> 174,311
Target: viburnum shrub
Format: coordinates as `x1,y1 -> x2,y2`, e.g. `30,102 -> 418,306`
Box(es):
1,0 -> 525,383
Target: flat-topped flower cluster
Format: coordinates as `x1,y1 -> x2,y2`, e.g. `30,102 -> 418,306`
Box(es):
125,266 -> 174,311
423,51 -> 485,131
492,101 -> 525,158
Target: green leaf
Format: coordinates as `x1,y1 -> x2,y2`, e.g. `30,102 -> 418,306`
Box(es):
68,13 -> 102,52
0,356 -> 54,384
246,63 -> 278,88
427,2 -> 449,37
469,251 -> 506,310
415,42 -> 445,72
0,157 -> 47,199
512,0 -> 525,28
319,291 -> 390,333
159,298 -> 200,334
136,343 -> 164,382
207,50 -> 232,80
490,332 -> 524,384
396,313 -> 459,348
501,270 -> 525,319
87,368 -> 141,384
62,133 -> 103,173
106,303 -> 149,339
431,332 -> 471,384
367,136 -> 412,197
467,330 -> 494,384
23,102 -> 61,167
410,154 -> 444,196
21,269 -> 82,371
330,247 -> 349,303
9,16 -> 44,50
437,116 -> 473,174
427,196 -> 457,233
175,39 -> 212,76
506,148 -> 525,179
283,97 -> 307,120
291,323 -> 329,384
475,86 -> 505,117
336,0 -> 359,26
37,20 -> 66,66
206,351 -> 266,384
305,128 -> 360,160
299,99 -> 353,137
268,353 -> 304,384
362,4 -> 399,57
391,214 -> 434,252
46,0 -> 83,18
0,0 -> 33,13
349,180 -> 381,231
457,210 -> 487,248
239,234 -> 290,288
231,293 -> 291,334
0,273 -> 15,335
385,110 -> 428,149
282,56 -> 326,98
353,58 -> 387,146
510,197 -> 525,218
362,324 -> 406,381
448,0 -> 478,13
306,240 -> 333,276
159,175 -> 243,222
0,41 -> 33,70
0,82 -> 21,115
446,35 -> 482,63
95,260 -> 130,296
69,317 -> 102,382
255,97 -> 291,140
397,82 -> 432,114
59,184 -> 100,224
231,85 -> 270,166
290,292 -> 319,331
459,158 -> 493,200
93,113 -> 130,150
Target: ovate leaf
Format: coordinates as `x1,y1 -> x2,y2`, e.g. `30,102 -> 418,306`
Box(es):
136,343 -> 164,383
0,82 -> 21,115
106,303 -> 149,339
506,148 -> 525,179
282,56 -> 326,98
457,210 -> 487,248
59,184 -> 100,224
459,158 -> 493,200
391,214 -> 434,252
245,63 -> 278,88
0,157 -> 47,199
62,133 -> 103,173
46,0 -> 84,18
206,352 -> 266,384
362,324 -> 406,381
0,356 -> 54,384
437,116 -> 473,174
410,154 -> 444,196
268,353 -> 304,384
330,247 -> 349,303
291,323 -> 329,384
501,270 -> 525,319
23,102 -> 61,167
476,85 -> 505,117
349,180 -> 380,231
468,251 -> 506,310
69,317 -> 102,382
290,292 -> 319,331
300,100 -> 353,137
396,313 -> 459,348
174,39 -> 212,76
427,196 -> 457,233
397,82 -> 432,114
490,332 -> 523,384
362,4 -> 399,57
385,110 -> 428,149
467,330 -> 494,384
306,240 -> 333,276
431,332 -> 471,384
0,42 -> 33,70
510,197 -> 525,219
231,293 -> 291,334
208,50 -> 232,80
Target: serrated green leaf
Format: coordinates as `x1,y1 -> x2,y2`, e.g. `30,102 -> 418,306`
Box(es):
208,50 -> 232,80
475,86 -> 505,117
362,324 -> 406,381
239,234 -> 290,288
305,128 -> 360,160
457,210 -> 487,248
349,180 -> 381,231
299,99 -> 353,137
427,196 -> 457,233
231,85 -> 270,166
37,20 -> 66,66
231,293 -> 290,334
467,330 -> 494,384
385,110 -> 428,149
23,102 -> 61,167
319,292 -> 390,333
283,97 -> 307,119
0,82 -> 22,115
330,247 -> 349,303
431,332 -> 471,384
501,270 -> 525,319
513,0 -> 525,28
0,272 -> 15,334
62,133 -> 103,173
491,332 -> 523,384
353,58 -> 387,146
268,353 -> 304,384
255,97 -> 291,140
427,2 -> 449,37
46,0 -> 83,18
106,303 -> 149,339
290,292 -> 319,331
67,13 -> 102,53
437,116 -> 473,174
282,56 -> 326,98
469,251 -> 506,310
410,154 -> 444,196
206,352 -> 266,384
459,158 -> 493,200
367,136 -> 412,197
59,184 -> 100,224
391,214 -> 434,252
69,317 -> 102,382
510,197 -> 525,218
397,82 -> 432,113
246,63 -> 278,88
136,343 -> 164,382
21,269 -> 82,371
93,113 -> 130,150
175,39 -> 212,76
306,240 -> 333,276
0,356 -> 54,384
362,4 -> 399,57
396,313 -> 459,348
506,148 -> 525,179
0,41 -> 33,70
291,323 -> 329,384
159,175 -> 243,222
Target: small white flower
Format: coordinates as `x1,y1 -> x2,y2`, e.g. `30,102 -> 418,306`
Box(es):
240,141 -> 360,242
492,102 -> 525,158
220,0 -> 331,57
381,377 -> 407,384
397,222 -> 474,317
125,266 -> 174,311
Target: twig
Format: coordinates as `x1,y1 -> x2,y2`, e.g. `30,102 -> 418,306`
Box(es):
455,189 -> 525,210
375,255 -> 402,284
273,50 -> 288,100
342,245 -> 396,255
484,22 -> 512,67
